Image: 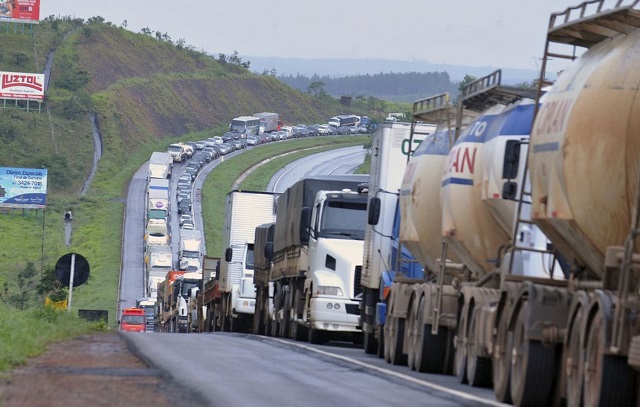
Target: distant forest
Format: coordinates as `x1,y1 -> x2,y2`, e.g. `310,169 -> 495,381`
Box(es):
277,71 -> 460,103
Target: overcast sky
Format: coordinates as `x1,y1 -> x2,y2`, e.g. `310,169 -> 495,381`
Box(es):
41,1 -> 584,71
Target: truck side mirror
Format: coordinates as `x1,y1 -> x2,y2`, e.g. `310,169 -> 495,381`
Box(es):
265,242 -> 273,261
300,207 -> 311,245
225,247 -> 233,262
368,197 -> 381,225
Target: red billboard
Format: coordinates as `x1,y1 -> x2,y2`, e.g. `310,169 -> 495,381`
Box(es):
0,0 -> 40,23
0,71 -> 45,101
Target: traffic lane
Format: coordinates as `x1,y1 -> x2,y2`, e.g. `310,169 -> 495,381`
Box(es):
120,162 -> 150,311
268,145 -> 366,193
125,332 -> 464,407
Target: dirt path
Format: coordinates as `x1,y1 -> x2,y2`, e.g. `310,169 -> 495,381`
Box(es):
0,333 -> 202,407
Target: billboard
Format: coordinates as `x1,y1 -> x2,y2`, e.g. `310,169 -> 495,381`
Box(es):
0,71 -> 45,101
0,167 -> 47,209
0,0 -> 40,23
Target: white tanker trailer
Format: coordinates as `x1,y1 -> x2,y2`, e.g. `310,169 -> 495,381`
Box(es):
520,2 -> 640,406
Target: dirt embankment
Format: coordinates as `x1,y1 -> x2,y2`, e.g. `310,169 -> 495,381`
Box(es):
0,333 -> 203,407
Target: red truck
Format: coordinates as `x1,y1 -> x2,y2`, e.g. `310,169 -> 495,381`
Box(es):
119,307 -> 146,332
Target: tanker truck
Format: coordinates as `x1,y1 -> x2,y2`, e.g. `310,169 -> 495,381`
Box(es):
359,120 -> 436,355
261,175 -> 369,344
383,69 -> 566,384
482,3 -> 640,406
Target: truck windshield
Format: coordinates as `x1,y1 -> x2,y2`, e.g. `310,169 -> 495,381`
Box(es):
182,250 -> 199,258
319,200 -> 367,240
122,315 -> 145,324
168,145 -> 182,153
179,281 -> 200,296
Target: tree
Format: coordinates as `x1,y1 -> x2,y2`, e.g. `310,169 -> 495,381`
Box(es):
121,20 -> 128,28
307,81 -> 326,97
37,265 -> 67,302
140,27 -> 152,36
458,74 -> 477,93
0,262 -> 38,309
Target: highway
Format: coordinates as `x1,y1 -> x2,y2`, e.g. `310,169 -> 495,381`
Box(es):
119,141 -> 503,407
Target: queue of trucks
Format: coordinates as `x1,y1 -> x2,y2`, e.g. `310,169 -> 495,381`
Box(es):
126,3 -> 640,405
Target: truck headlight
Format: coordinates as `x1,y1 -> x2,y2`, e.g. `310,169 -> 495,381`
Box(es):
316,286 -> 343,296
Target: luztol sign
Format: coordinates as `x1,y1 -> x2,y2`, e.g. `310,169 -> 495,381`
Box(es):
0,71 -> 45,101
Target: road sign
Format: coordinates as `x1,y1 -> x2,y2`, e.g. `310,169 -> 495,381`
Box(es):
54,253 -> 90,287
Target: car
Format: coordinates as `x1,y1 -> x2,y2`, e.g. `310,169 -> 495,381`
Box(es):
186,161 -> 201,172
178,197 -> 192,214
177,191 -> 191,204
201,150 -> 213,162
213,136 -> 223,145
186,141 -> 198,152
195,140 -> 205,150
202,146 -> 219,160
177,175 -> 192,185
292,126 -> 306,137
179,214 -> 193,226
219,143 -> 232,154
306,125 -> 320,136
181,221 -> 194,230
191,153 -> 206,167
176,183 -> 190,195
205,138 -> 217,148
246,136 -> 258,146
184,167 -> 198,182
222,132 -> 235,143
317,124 -> 331,135
233,140 -> 242,150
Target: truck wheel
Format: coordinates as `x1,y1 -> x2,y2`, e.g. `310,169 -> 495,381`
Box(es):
388,316 -> 407,366
407,298 -> 419,370
253,290 -> 265,335
583,310 -> 636,407
454,304 -> 469,383
414,295 -> 448,374
492,307 -> 512,403
383,319 -> 392,363
565,306 -> 584,407
376,325 -> 385,359
279,289 -> 291,338
290,289 -> 306,341
363,330 -> 378,354
466,309 -> 492,387
308,327 -> 326,345
510,301 -> 556,406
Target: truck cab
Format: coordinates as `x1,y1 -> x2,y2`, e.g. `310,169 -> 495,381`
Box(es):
120,308 -> 146,332
303,188 -> 368,337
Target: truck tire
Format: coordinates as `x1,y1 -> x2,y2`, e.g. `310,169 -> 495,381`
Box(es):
466,308 -> 492,387
308,327 -> 327,345
376,325 -> 385,359
510,301 -> 555,407
583,309 -> 636,407
492,307 -> 512,403
388,316 -> 407,366
253,289 -> 265,335
454,304 -> 469,383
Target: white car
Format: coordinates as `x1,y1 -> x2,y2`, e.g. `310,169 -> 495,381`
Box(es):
179,214 -> 192,226
181,221 -> 194,230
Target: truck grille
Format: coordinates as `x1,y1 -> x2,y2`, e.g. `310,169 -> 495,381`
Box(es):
353,266 -> 362,298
